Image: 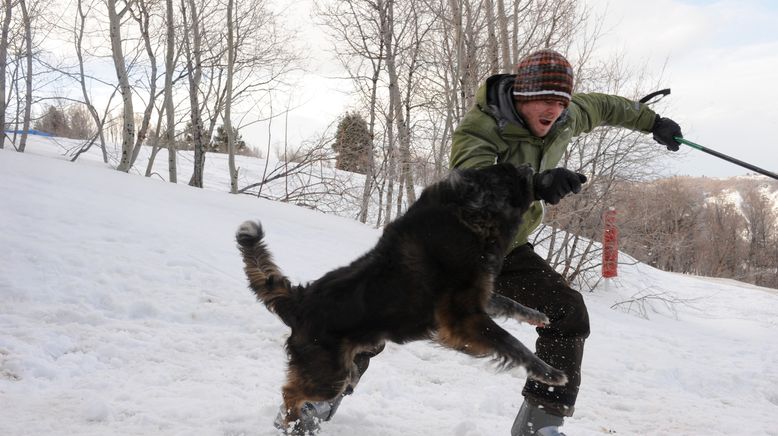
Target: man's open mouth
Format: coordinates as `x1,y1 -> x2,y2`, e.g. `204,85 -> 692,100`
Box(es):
539,119 -> 552,126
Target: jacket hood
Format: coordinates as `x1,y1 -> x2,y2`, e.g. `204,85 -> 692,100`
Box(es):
481,74 -> 525,131
478,74 -> 569,134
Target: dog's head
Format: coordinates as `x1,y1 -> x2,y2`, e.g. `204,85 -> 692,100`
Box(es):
446,163 -> 535,215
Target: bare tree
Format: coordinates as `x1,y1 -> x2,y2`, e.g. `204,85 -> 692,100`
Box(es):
107,0 -> 136,171
224,0 -> 237,193
315,0 -> 590,227
613,177 -> 703,274
484,0 -> 498,75
238,135 -> 352,215
394,0 -> 434,209
495,0 -> 510,71
446,0 -> 470,115
163,0 -> 177,182
73,0 -> 109,163
741,187 -> 778,286
379,0 -> 416,212
0,0 -> 13,148
127,0 -> 161,168
315,0 -> 386,223
181,0 -> 206,187
17,0 -> 31,152
693,201 -> 747,278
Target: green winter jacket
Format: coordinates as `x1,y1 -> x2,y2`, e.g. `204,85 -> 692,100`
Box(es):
450,74 -> 658,252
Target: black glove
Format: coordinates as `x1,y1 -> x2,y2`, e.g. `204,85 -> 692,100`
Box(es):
533,168 -> 588,205
651,115 -> 683,151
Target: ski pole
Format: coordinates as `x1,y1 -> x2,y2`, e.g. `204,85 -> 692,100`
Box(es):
674,137 -> 778,181
639,88 -> 778,180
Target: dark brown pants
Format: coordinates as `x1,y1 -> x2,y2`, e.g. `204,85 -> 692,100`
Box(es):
495,243 -> 590,417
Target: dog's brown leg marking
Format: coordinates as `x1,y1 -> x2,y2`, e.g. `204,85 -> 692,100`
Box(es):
434,297 -> 568,386
280,367 -> 307,425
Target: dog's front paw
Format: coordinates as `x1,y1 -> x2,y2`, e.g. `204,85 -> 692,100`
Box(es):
518,308 -> 550,327
528,361 -> 568,386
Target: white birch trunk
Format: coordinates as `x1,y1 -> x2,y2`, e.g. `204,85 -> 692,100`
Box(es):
485,0 -> 498,75
380,0 -> 415,208
164,0 -> 177,183
182,0 -> 206,188
128,0 -> 158,169
18,0 -> 32,153
108,0 -> 136,172
357,46 -> 383,224
225,0 -> 237,193
0,0 -> 12,149
496,0 -> 511,71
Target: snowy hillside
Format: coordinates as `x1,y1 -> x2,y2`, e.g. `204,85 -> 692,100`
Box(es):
1,141 -> 777,435
672,174 -> 778,223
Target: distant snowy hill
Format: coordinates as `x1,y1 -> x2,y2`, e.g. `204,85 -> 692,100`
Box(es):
1,139 -> 777,435
712,175 -> 778,218
665,174 -> 778,221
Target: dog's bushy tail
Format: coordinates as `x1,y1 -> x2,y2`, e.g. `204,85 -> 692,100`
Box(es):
236,220 -> 297,327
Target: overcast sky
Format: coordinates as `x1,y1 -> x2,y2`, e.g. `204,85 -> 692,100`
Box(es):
282,0 -> 778,179
587,0 -> 778,178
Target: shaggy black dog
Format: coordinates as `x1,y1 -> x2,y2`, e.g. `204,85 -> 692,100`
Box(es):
236,163 -> 570,432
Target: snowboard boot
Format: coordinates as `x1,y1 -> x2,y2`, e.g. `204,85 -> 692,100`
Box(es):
511,400 -> 566,436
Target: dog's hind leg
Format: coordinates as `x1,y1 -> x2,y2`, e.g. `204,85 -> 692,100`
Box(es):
486,293 -> 549,327
435,310 -> 568,386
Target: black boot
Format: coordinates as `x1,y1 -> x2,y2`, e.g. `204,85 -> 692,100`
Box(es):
511,400 -> 566,436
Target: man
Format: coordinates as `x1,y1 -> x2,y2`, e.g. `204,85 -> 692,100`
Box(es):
449,49 -> 682,436
294,49 -> 682,435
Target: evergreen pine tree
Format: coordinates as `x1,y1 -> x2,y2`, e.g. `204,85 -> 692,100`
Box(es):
333,112 -> 371,174
212,124 -> 246,154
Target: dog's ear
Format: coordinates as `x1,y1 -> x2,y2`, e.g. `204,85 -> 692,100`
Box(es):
442,168 -> 481,201
505,164 -> 535,209
478,163 -> 535,211
446,169 -> 465,189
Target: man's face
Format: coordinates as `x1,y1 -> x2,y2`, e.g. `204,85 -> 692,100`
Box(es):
516,99 -> 567,138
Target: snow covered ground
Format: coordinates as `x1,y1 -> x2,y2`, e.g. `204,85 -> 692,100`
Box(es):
1,139 -> 777,435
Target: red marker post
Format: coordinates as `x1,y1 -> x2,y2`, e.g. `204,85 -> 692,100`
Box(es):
602,208 -> 618,278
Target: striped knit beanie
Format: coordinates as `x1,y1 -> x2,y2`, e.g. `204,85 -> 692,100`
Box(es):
513,50 -> 574,106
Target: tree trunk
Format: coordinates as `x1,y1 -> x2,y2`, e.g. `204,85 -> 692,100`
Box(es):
225,0 -> 237,193
0,0 -> 12,149
144,105 -> 166,177
381,0 -> 415,208
496,0 -> 511,71
447,0 -> 466,117
164,0 -> 177,182
383,108 -> 396,226
75,0 -> 108,163
461,2 -> 477,109
18,0 -> 32,153
108,0 -> 136,171
182,0 -> 206,188
128,0 -> 159,169
485,0 -> 498,75
358,41 -> 383,224
203,71 -> 227,148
